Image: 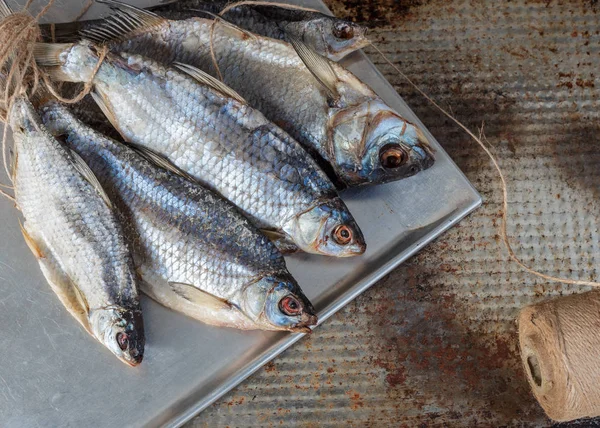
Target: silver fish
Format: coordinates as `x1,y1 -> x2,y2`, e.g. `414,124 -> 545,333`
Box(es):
147,0 -> 370,61
9,96 -> 144,366
39,0 -> 368,61
81,2 -> 434,188
34,41 -> 365,257
41,101 -> 318,332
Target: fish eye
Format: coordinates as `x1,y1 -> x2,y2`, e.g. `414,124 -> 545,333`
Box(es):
279,296 -> 302,316
116,332 -> 129,351
379,144 -> 407,169
333,224 -> 352,245
333,22 -> 354,40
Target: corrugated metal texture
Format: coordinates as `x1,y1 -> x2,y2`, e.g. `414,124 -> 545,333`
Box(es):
187,1 -> 600,426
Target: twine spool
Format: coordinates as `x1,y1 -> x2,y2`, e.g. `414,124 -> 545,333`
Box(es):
518,291 -> 600,421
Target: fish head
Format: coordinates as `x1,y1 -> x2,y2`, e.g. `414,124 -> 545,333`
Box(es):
284,197 -> 366,257
242,275 -> 317,333
89,307 -> 145,366
331,100 -> 435,186
284,17 -> 369,61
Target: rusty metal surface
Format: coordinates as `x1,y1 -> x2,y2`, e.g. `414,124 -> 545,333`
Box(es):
186,0 -> 600,426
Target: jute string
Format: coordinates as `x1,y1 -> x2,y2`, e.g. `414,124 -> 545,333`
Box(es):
0,0 -> 107,202
518,291 -> 600,421
369,42 -> 600,288
0,1 -> 599,288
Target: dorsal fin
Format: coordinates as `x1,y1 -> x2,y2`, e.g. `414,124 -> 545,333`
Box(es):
90,91 -> 123,136
80,0 -> 165,44
68,148 -> 114,209
172,62 -> 246,104
128,143 -> 197,183
288,36 -> 340,101
0,0 -> 12,19
188,9 -> 256,40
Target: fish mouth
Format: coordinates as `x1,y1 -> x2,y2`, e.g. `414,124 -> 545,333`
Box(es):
290,313 -> 318,333
414,128 -> 435,169
336,240 -> 367,257
122,356 -> 143,367
127,346 -> 144,366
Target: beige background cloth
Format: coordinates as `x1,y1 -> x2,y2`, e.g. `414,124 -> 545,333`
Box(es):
189,0 -> 600,426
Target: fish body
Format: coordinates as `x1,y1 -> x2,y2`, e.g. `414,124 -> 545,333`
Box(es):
41,102 -> 318,332
36,41 -> 365,257
40,0 -> 368,61
10,96 -> 144,366
147,0 -> 369,61
82,5 -> 434,187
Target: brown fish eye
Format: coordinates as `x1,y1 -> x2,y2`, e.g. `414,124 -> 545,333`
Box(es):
380,144 -> 407,169
117,332 -> 129,351
334,23 -> 354,40
333,225 -> 353,245
279,296 -> 302,316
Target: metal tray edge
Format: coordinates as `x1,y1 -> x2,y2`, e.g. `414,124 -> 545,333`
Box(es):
162,195 -> 482,428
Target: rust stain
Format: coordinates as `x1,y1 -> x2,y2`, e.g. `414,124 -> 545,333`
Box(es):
190,0 -> 600,425
345,390 -> 364,410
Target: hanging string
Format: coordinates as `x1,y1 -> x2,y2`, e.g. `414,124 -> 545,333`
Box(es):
369,41 -> 600,287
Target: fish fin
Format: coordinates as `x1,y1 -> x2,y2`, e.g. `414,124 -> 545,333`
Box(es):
90,91 -> 122,135
33,43 -> 72,67
260,229 -> 300,254
168,282 -> 233,311
128,144 -> 196,182
20,223 -> 91,332
288,36 -> 339,101
10,148 -> 17,182
81,0 -> 165,43
19,220 -> 44,259
172,62 -> 246,104
68,149 -> 114,209
189,9 -> 257,40
0,0 -> 12,18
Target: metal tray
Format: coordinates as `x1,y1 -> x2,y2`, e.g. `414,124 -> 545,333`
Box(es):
0,1 -> 481,426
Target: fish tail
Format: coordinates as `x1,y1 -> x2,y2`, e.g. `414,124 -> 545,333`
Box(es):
33,42 -> 77,82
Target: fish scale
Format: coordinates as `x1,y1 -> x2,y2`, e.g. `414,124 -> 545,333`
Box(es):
83,8 -> 432,187
37,40 -> 365,256
10,96 -> 144,366
42,101 -> 317,330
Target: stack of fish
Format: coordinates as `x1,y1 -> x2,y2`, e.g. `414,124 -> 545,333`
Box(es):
2,0 -> 435,366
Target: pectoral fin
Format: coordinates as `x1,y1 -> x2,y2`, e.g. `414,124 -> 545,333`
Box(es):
288,36 -> 340,102
260,229 -> 299,254
168,282 -> 233,311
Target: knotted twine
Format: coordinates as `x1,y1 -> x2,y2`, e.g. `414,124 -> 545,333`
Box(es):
0,0 -> 107,202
